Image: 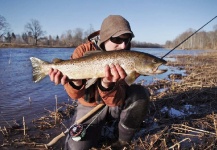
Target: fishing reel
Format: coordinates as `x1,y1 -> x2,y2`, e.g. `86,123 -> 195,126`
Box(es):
69,124 -> 86,141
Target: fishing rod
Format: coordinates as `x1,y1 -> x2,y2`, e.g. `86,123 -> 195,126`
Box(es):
45,103 -> 105,148
161,16 -> 217,59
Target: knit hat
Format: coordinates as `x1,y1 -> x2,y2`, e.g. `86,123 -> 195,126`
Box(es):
98,15 -> 134,49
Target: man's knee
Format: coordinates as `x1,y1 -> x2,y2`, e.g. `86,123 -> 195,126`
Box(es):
121,99 -> 149,128
124,84 -> 150,109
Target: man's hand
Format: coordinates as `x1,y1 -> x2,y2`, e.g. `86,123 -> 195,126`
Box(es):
49,68 -> 82,86
101,64 -> 127,88
49,68 -> 68,85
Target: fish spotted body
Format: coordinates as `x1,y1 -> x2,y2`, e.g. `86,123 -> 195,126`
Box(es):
30,50 -> 167,85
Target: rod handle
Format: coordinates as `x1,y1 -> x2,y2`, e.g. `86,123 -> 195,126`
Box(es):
45,132 -> 65,148
76,103 -> 105,124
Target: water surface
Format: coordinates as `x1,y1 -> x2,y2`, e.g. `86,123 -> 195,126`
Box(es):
0,48 -> 209,126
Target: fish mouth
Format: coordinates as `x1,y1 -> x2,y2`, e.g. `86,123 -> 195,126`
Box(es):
137,60 -> 168,76
153,60 -> 167,74
146,65 -> 167,75
154,69 -> 167,74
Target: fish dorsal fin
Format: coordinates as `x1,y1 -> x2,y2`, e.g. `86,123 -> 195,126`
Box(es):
52,58 -> 64,64
83,50 -> 103,57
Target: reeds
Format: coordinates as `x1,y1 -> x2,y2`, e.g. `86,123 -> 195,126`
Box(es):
0,95 -> 75,149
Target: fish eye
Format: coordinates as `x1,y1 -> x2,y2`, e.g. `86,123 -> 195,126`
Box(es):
152,59 -> 158,63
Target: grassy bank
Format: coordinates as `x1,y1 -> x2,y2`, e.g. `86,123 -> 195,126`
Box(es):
126,51 -> 217,149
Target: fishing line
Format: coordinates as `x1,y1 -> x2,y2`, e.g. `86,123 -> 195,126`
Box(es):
161,16 -> 217,59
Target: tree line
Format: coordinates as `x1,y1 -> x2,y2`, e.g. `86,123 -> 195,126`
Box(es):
0,15 -> 94,47
165,26 -> 217,50
0,15 -> 163,48
1,15 -> 217,49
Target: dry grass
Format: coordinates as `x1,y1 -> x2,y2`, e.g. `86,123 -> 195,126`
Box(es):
126,51 -> 217,150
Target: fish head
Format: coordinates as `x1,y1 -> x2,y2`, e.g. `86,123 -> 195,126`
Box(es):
135,53 -> 167,76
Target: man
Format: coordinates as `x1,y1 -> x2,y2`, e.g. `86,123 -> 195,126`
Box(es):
49,15 -> 150,150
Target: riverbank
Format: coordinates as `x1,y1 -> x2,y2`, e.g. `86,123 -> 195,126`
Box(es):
0,43 -> 74,48
0,51 -> 217,149
1,43 -> 216,51
130,51 -> 217,149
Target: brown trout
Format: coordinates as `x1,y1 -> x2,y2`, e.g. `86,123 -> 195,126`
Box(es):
30,50 -> 167,85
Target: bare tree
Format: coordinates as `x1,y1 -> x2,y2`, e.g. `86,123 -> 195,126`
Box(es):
4,32 -> 12,43
83,24 -> 95,41
25,19 -> 45,45
72,28 -> 83,46
213,24 -> 217,31
0,15 -> 10,38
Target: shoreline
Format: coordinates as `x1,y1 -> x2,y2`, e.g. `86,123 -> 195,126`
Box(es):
1,43 -> 216,50
0,43 -> 75,48
1,51 -> 217,149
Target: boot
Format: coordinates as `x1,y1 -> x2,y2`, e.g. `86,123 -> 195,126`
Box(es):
111,123 -> 137,149
118,122 -> 137,142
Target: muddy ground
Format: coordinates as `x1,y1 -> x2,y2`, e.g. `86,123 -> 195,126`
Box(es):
1,50 -> 217,150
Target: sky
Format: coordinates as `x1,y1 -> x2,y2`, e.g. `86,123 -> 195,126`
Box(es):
1,0 -> 217,44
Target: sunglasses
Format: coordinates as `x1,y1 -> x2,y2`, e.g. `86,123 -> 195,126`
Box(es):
110,36 -> 132,45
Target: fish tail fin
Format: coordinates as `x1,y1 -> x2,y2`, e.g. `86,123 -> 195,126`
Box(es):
30,57 -> 50,83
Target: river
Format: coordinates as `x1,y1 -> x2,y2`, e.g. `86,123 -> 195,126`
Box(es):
0,47 -> 209,126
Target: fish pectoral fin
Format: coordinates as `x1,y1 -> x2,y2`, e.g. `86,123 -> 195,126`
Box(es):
124,72 -> 138,86
52,58 -> 65,64
85,78 -> 98,89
